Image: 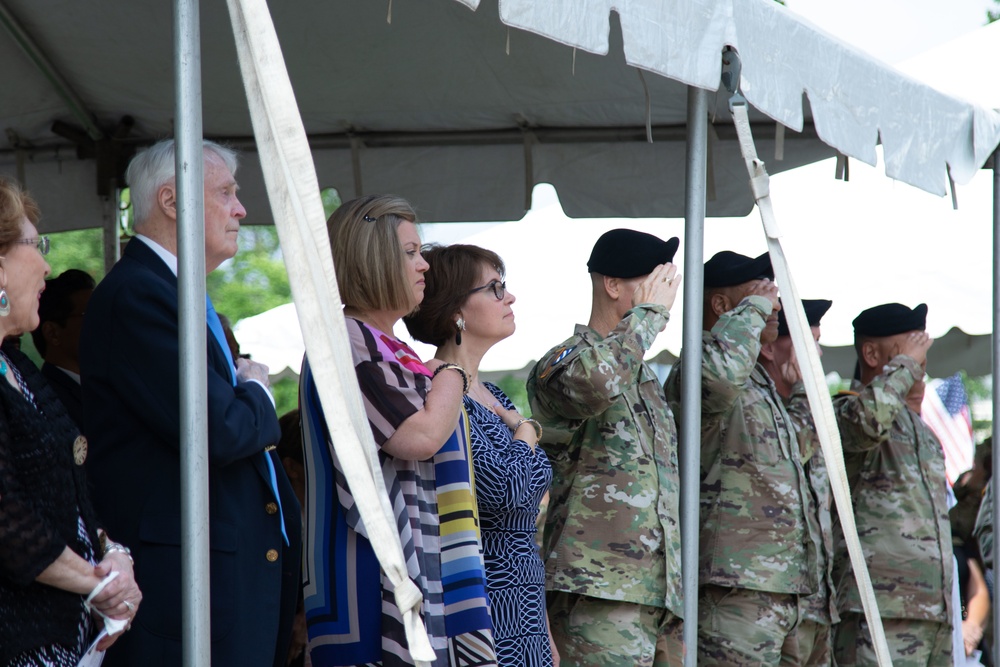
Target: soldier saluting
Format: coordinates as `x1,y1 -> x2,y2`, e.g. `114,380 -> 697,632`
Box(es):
664,251 -> 819,666
528,229 -> 684,667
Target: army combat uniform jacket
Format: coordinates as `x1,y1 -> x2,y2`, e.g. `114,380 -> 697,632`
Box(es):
786,384 -> 840,626
664,295 -> 818,595
833,354 -> 953,622
527,303 -> 682,618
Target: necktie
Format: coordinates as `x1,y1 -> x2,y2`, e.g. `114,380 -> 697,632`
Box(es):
206,295 -> 288,545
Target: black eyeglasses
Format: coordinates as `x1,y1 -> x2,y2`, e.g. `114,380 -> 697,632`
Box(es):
467,280 -> 506,301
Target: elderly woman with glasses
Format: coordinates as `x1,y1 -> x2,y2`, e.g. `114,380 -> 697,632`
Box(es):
405,244 -> 557,667
300,196 -> 497,667
0,179 -> 141,666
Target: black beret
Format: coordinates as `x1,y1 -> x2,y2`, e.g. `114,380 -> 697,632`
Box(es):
777,299 -> 832,337
703,251 -> 773,288
852,302 -> 928,337
587,229 -> 679,278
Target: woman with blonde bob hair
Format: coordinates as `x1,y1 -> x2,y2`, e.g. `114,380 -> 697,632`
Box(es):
0,179 -> 142,665
300,195 -> 498,667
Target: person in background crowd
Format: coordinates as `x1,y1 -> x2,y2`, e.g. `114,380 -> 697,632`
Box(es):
299,195 -> 497,667
664,251 -> 819,666
832,303 -> 953,667
405,243 -> 557,667
31,268 -> 95,430
80,139 -> 300,667
0,178 -> 141,665
529,229 -> 684,667
758,298 -> 837,666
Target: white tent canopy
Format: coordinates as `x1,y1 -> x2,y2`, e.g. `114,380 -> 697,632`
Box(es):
0,0 -> 997,235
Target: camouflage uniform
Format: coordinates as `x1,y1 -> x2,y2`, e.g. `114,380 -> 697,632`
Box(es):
786,383 -> 839,667
832,354 -> 953,667
527,303 -> 682,667
663,295 -> 818,666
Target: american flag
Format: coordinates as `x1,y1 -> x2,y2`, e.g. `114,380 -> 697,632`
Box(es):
921,373 -> 974,486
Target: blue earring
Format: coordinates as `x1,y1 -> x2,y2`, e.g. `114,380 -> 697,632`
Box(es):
0,289 -> 10,317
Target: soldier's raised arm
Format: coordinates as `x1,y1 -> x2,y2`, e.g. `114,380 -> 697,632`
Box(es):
700,287 -> 776,414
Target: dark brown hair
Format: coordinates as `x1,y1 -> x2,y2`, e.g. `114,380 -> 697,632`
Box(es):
404,243 -> 504,347
0,178 -> 40,252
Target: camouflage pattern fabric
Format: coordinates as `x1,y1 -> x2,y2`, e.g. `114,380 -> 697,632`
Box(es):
546,592 -> 682,667
786,383 -> 840,627
796,618 -> 833,667
834,612 -> 953,667
696,585 -> 802,666
663,295 -> 818,595
974,480 -> 993,569
527,304 -> 682,617
832,354 -> 953,622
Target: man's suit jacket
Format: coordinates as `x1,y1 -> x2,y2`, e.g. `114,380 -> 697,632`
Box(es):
80,238 -> 301,667
41,362 -> 83,432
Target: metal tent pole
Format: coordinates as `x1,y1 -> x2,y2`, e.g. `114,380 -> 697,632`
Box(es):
175,0 -> 211,664
992,147 -> 999,667
681,85 -> 709,667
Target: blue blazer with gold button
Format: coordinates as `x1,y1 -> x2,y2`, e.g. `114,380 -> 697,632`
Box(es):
80,238 -> 301,667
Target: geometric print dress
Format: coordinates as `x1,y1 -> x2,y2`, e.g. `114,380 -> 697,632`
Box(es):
464,384 -> 554,667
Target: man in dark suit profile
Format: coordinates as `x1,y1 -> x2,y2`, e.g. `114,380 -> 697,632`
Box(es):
80,139 -> 301,667
31,268 -> 95,431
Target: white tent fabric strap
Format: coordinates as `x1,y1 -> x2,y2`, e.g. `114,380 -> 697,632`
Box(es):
225,0 -> 435,662
731,103 -> 893,667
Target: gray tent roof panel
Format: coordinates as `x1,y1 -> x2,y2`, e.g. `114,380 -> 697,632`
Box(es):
0,0 -> 995,230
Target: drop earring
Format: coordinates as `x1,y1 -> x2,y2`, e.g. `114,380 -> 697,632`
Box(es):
0,289 -> 9,317
455,317 -> 466,345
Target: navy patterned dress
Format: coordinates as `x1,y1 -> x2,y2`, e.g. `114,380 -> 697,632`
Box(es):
465,384 -> 554,667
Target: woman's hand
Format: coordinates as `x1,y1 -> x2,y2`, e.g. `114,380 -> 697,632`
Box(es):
492,403 -> 539,449
90,549 -> 142,650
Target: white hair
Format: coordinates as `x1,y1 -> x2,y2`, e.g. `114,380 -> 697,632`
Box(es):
126,139 -> 239,228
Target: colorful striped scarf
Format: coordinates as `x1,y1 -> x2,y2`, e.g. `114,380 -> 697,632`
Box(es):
302,319 -> 495,667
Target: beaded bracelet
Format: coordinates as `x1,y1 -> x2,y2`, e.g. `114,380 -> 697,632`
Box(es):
432,362 -> 470,394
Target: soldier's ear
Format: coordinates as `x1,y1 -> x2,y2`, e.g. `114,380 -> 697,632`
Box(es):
709,291 -> 730,317
860,339 -> 881,369
602,275 -> 621,300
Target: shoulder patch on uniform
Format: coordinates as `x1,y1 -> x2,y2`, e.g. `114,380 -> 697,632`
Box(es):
538,345 -> 576,380
551,346 -> 575,366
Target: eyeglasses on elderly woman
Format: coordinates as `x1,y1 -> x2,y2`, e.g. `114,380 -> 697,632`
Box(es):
14,236 -> 50,255
466,279 -> 506,301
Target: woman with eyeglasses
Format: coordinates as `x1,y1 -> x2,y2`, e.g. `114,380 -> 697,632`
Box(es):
299,196 -> 498,667
405,244 -> 557,667
0,178 -> 142,666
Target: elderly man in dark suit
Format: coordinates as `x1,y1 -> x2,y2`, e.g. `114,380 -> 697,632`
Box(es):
80,139 -> 301,667
31,268 -> 94,431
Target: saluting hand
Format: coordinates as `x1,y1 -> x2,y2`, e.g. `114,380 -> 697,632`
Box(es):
631,263 -> 682,312
745,278 -> 780,313
894,331 -> 933,367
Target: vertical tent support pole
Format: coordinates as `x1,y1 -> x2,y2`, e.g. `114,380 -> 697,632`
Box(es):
992,147 -> 999,667
681,85 -> 709,667
175,0 -> 211,664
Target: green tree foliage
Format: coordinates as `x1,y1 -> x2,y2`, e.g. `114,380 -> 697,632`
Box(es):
208,226 -> 291,323
46,228 -> 105,280
990,0 -> 1000,23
